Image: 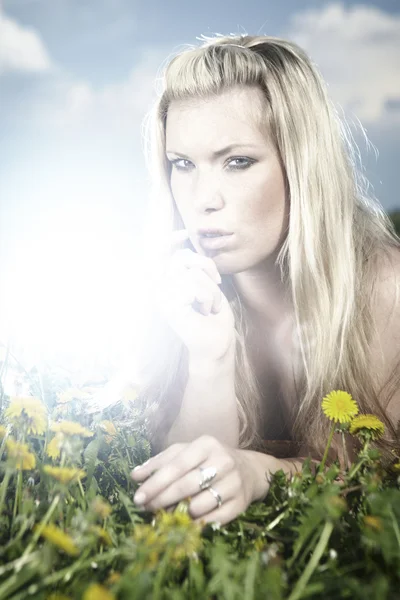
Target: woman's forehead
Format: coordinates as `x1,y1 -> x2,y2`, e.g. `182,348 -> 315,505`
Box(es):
165,88 -> 268,142
167,85 -> 265,115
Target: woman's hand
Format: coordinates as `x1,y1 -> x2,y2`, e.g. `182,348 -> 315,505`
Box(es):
150,230 -> 236,361
130,435 -> 262,526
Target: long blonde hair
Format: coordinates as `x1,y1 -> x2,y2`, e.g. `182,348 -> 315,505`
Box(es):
137,34 -> 400,462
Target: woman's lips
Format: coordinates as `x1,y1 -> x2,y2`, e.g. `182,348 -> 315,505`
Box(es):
198,233 -> 234,251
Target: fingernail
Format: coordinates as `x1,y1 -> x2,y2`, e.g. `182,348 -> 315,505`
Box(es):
134,491 -> 146,504
132,465 -> 142,472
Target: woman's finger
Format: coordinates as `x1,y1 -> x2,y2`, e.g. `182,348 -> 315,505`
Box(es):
187,267 -> 222,315
131,444 -> 184,482
170,229 -> 190,250
143,461 -> 236,513
159,264 -> 222,317
172,248 -> 221,286
156,229 -> 190,268
132,436 -> 215,505
194,498 -> 238,526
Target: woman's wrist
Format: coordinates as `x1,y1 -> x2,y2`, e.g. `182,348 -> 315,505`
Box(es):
188,342 -> 236,374
241,449 -> 304,503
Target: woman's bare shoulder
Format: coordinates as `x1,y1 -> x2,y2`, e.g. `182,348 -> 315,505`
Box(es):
369,245 -> 400,423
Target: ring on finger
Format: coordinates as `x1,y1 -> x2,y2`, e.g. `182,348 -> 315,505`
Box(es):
199,466 -> 217,490
206,486 -> 222,508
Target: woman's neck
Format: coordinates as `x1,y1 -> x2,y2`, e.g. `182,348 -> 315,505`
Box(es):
233,262 -> 292,330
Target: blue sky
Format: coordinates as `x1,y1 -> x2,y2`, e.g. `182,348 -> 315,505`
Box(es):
0,0 -> 399,365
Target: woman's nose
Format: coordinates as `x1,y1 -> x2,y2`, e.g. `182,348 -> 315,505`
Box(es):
192,192 -> 225,213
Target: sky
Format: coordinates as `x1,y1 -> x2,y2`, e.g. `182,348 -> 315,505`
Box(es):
0,0 -> 399,369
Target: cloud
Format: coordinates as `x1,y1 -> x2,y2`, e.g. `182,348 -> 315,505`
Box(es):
30,47 -> 167,136
25,2 -> 400,135
285,2 -> 400,125
0,7 -> 53,74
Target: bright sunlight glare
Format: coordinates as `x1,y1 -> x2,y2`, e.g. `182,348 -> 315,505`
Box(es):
0,172 -> 155,375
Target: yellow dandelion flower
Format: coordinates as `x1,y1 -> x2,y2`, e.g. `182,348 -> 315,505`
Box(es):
129,521 -> 170,575
54,404 -> 68,417
91,497 -> 112,519
6,439 -> 36,470
5,396 -> 47,435
132,524 -> 159,546
43,465 -> 86,484
106,572 -> 121,585
50,421 -> 93,438
56,391 -> 73,405
391,462 -> 400,472
321,390 -> 359,423
0,425 -> 7,439
99,420 -> 117,443
56,387 -> 92,404
36,523 -> 79,556
349,414 -> 385,439
46,433 -> 64,459
82,583 -> 116,600
147,549 -> 160,569
170,531 -> 202,561
364,515 -> 383,532
254,538 -> 265,552
89,525 -> 113,546
121,384 -> 138,403
155,509 -> 203,561
158,509 -> 194,530
326,496 -> 347,513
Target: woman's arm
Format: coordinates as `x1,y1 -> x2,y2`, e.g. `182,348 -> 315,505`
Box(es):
368,247 -> 400,425
165,346 -> 240,449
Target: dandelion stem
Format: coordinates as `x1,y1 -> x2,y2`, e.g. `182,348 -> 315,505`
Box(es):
347,458 -> 365,481
60,451 -> 66,469
388,506 -> 400,550
341,431 -> 349,471
21,494 -> 60,559
0,468 -> 12,515
265,509 -> 287,531
12,469 -> 22,520
348,441 -> 370,480
3,548 -> 126,600
153,550 -> 171,599
319,423 -> 335,473
0,433 -> 8,463
287,520 -> 334,600
77,477 -> 85,501
0,555 -> 40,600
0,340 -> 11,411
0,550 -> 41,578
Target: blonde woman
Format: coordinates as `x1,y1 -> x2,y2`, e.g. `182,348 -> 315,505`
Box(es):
130,34 -> 400,526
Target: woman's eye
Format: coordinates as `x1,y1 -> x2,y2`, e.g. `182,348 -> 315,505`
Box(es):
169,158 -> 192,171
229,157 -> 253,170
169,157 -> 254,171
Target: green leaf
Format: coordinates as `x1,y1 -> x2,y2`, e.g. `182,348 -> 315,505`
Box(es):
118,489 -> 145,526
243,551 -> 259,600
188,558 -> 206,595
83,437 -> 101,489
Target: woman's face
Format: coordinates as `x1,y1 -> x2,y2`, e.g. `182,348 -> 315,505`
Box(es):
165,85 -> 289,275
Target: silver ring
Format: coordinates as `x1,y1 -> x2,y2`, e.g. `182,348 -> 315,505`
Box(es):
207,486 -> 222,508
199,466 -> 217,490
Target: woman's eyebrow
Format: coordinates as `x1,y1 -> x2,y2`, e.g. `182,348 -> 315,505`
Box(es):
166,143 -> 259,159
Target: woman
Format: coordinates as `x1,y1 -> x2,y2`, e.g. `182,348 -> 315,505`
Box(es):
130,34 -> 400,526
